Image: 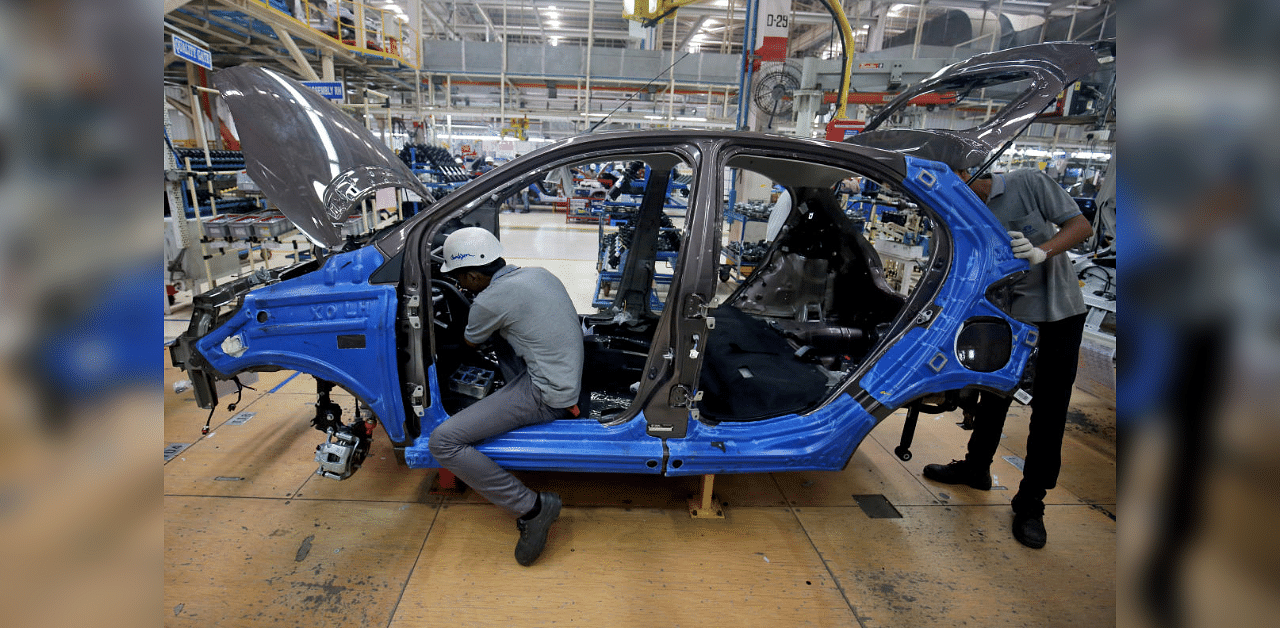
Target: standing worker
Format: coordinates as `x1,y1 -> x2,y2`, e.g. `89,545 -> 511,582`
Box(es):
427,227 -> 584,566
922,168 -> 1092,549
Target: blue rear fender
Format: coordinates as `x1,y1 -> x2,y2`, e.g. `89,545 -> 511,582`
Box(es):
859,157 -> 1036,409
195,246 -> 410,442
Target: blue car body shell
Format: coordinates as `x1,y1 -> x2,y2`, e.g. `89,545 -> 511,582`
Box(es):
195,156 -> 1032,477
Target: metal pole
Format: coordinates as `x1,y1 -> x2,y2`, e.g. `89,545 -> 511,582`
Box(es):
668,12 -> 677,126
500,0 -> 507,122
184,157 -> 218,290
186,76 -> 227,286
911,0 -> 927,60
736,0 -> 758,130
991,0 -> 1004,52
584,0 -> 596,130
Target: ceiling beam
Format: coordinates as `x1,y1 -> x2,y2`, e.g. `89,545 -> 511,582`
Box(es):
165,14 -> 250,46
470,2 -> 501,42
422,3 -> 462,40
674,16 -> 708,51
249,44 -> 309,79
270,25 -> 321,81
165,96 -> 194,121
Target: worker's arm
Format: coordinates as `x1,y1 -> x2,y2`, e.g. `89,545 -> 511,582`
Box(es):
462,301 -> 502,348
1009,215 -> 1091,265
1038,214 -> 1092,260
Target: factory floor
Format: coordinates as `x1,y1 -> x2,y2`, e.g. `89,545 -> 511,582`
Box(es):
164,210 -> 1116,627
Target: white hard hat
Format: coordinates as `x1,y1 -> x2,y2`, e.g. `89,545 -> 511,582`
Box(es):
440,227 -> 503,273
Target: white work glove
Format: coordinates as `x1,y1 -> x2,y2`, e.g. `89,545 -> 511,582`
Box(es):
1008,231 -> 1047,265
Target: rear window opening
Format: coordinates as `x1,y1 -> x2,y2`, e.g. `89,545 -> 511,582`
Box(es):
699,154 -> 938,422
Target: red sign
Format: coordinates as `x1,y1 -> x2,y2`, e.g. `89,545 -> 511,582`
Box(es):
825,118 -> 865,142
756,36 -> 788,63
858,62 -> 885,70
754,0 -> 790,63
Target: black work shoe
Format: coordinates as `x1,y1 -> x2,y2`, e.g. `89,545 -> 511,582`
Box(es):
922,459 -> 992,490
1012,513 -> 1047,549
514,492 -> 562,566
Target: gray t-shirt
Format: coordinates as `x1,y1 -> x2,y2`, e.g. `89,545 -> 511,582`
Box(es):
985,169 -> 1087,323
464,265 -> 584,407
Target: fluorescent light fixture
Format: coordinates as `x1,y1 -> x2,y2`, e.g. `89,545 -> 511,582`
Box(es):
644,115 -> 664,120
548,20 -> 561,28
676,116 -> 707,122
1071,151 -> 1112,160
545,11 -> 559,20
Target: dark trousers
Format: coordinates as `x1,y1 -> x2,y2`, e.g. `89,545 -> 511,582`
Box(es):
964,313 -> 1087,517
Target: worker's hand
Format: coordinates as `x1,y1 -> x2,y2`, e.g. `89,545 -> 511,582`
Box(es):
1008,231 -> 1047,265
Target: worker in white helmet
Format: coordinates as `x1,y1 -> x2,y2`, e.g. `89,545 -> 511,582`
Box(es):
428,226 -> 584,566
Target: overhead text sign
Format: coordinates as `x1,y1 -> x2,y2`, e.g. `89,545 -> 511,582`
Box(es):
172,34 -> 212,70
302,81 -> 345,101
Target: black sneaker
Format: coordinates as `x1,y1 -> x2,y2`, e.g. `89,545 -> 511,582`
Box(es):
1012,513 -> 1047,549
514,492 -> 562,566
922,459 -> 992,490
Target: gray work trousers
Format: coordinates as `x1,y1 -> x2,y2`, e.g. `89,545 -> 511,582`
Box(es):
428,369 -> 568,517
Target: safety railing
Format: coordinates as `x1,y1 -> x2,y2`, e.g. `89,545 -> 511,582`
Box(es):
273,0 -> 417,66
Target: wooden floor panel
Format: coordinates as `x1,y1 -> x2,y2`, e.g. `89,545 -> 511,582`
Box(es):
165,496 -> 437,627
164,394 -> 326,499
163,352 -> 1116,626
796,504 -> 1117,628
389,505 -> 858,627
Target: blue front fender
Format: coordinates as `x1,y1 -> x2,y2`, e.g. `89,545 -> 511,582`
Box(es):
195,246 -> 409,442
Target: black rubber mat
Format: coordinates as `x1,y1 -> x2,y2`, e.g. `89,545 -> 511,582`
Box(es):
852,494 -> 902,519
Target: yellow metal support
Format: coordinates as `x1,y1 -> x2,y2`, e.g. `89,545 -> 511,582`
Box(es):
688,474 -> 725,519
820,0 -> 856,121
623,0 -> 702,27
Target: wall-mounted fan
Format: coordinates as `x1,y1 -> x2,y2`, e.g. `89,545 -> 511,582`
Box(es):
751,62 -> 802,128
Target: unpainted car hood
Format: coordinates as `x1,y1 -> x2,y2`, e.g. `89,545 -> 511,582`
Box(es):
213,66 -> 433,249
846,42 -> 1102,171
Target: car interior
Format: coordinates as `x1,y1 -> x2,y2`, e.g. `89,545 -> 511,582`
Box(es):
425,151 -> 935,425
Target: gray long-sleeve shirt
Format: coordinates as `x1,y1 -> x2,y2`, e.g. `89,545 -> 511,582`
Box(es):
464,265 -> 584,407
